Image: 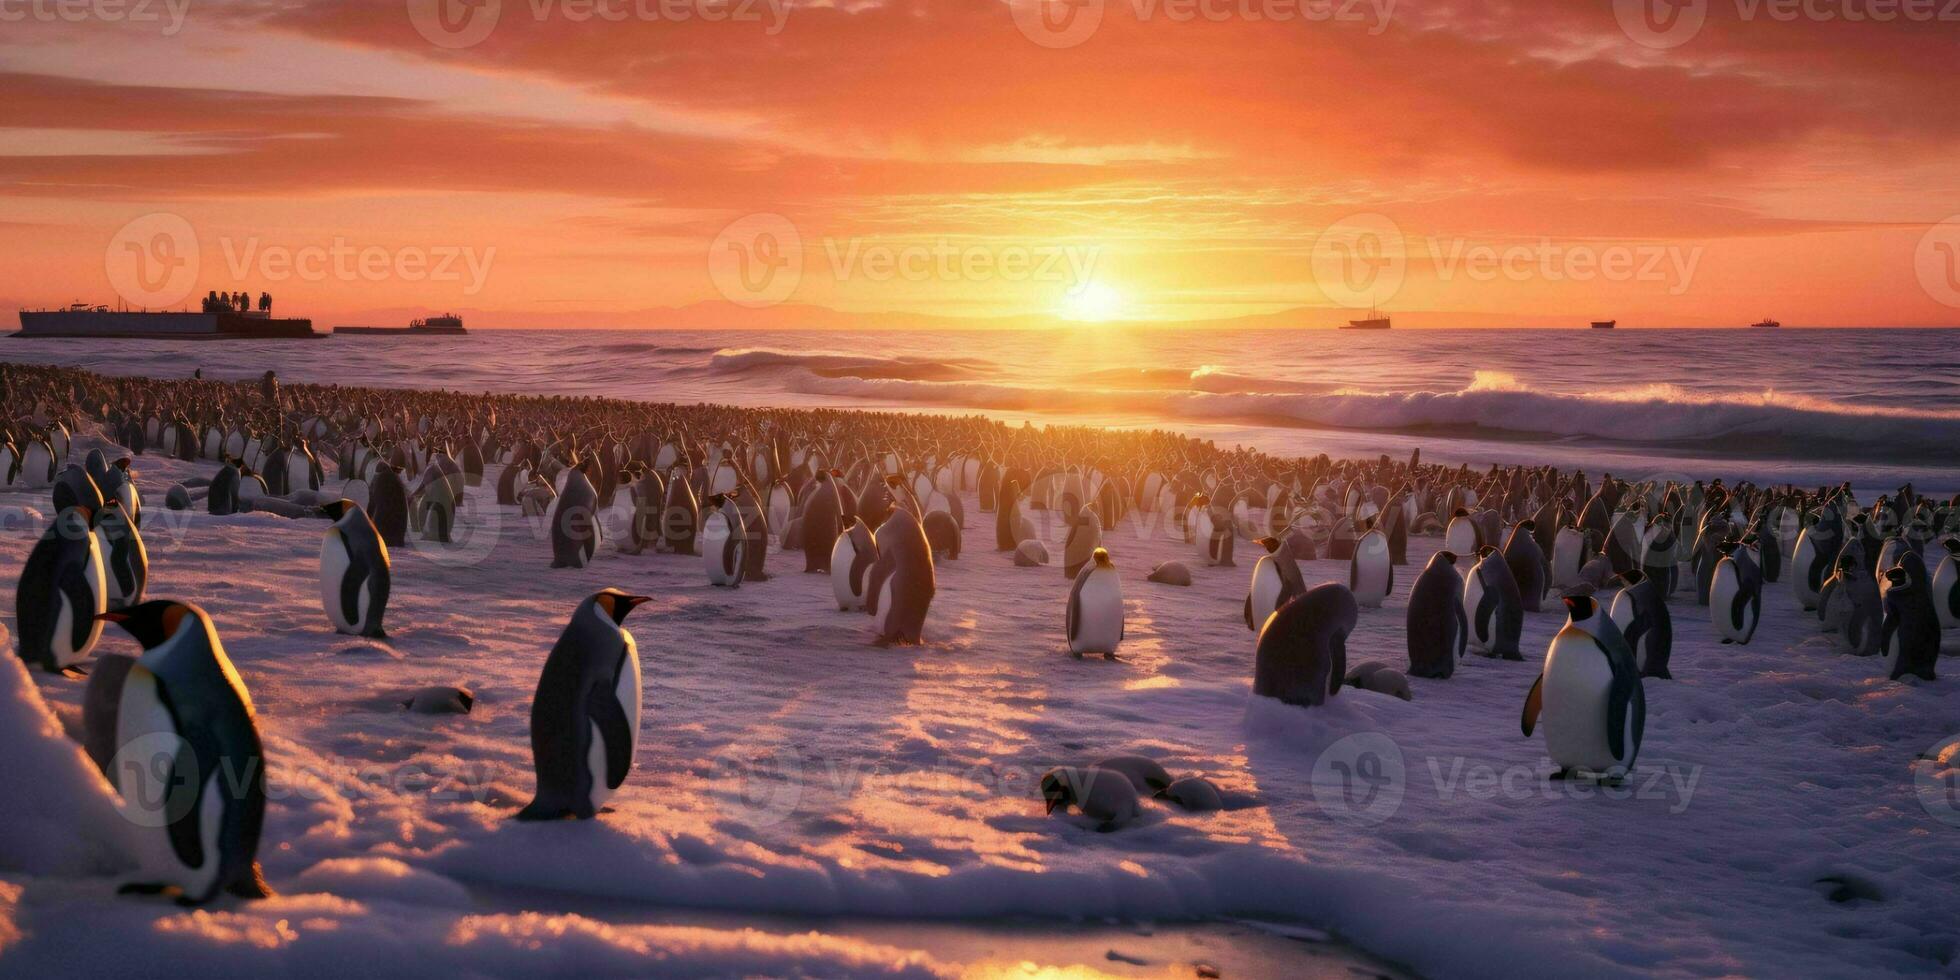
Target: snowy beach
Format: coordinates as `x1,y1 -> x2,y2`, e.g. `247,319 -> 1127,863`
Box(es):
2,417 -> 1955,978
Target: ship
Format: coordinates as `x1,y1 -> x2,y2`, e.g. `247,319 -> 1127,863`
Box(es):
334,313 -> 467,336
1591,320 -> 1617,329
14,302 -> 318,339
1750,317 -> 1780,328
1340,304 -> 1391,330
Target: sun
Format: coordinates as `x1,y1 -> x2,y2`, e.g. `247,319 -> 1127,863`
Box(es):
1060,281 -> 1124,322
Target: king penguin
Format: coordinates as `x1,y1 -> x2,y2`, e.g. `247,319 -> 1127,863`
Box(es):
1406,550 -> 1468,679
1709,540 -> 1762,644
1348,522 -> 1393,607
517,589 -> 651,820
1521,594 -> 1644,782
1066,548 -> 1124,658
830,517 -> 879,611
98,600 -> 273,903
865,507 -> 936,645
318,499 -> 391,637
701,493 -> 747,587
15,504 -> 107,675
1930,538 -> 1960,630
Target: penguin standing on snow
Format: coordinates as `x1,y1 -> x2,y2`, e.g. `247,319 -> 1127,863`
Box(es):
97,600 -> 273,903
865,507 -> 936,645
1709,540 -> 1762,644
94,499 -> 147,610
1463,545 -> 1524,660
831,517 -> 879,611
1880,565 -> 1940,682
549,466 -> 603,568
518,589 -> 651,820
1244,536 -> 1306,631
1501,521 -> 1548,612
15,505 -> 108,675
1066,548 -> 1124,658
1933,538 -> 1960,630
1348,522 -> 1393,607
1252,582 -> 1358,708
1609,571 -> 1674,678
1406,550 -> 1468,679
318,499 -> 390,637
1521,594 -> 1644,782
701,492 -> 746,587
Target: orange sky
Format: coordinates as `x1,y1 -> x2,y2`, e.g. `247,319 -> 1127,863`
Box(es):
2,0 -> 1958,327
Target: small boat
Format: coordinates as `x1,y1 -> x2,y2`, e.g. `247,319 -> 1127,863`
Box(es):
1340,304 -> 1390,330
1750,318 -> 1780,329
1591,320 -> 1616,330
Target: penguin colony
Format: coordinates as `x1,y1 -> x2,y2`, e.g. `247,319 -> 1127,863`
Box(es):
1,361 -> 1953,892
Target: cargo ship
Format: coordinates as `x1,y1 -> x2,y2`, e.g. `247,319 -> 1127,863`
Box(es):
14,302 -> 318,339
334,313 -> 467,336
1339,304 -> 1391,330
1750,317 -> 1780,328
1591,319 -> 1617,329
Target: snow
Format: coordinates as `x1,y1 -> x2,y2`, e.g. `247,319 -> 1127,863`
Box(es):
1,433 -> 1956,977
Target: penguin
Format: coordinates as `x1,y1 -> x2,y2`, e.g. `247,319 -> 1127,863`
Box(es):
1549,525 -> 1591,592
1061,510 -> 1103,579
830,518 -> 879,611
1405,550 -> 1468,679
701,493 -> 746,588
1147,560 -> 1193,586
1638,518 -> 1680,596
1463,545 -> 1524,660
767,480 -> 794,542
1066,548 -> 1124,658
94,498 -> 146,610
318,499 -> 390,638
1821,557 -> 1883,657
1090,755 -> 1172,794
658,468 -> 700,556
549,467 -> 602,568
1039,766 -> 1141,832
1252,582 -> 1357,708
1933,538 -> 1960,630
1443,509 -> 1479,556
516,589 -> 651,820
97,600 -> 273,903
1244,537 -> 1306,631
207,459 -> 242,516
1346,660 -> 1414,700
864,507 -> 936,645
921,510 -> 962,560
1521,593 -> 1645,781
368,463 -> 409,549
1348,523 -> 1393,607
14,505 -> 107,675
1608,571 -> 1673,679
1158,776 -> 1224,812
1792,516 -> 1838,610
1709,541 -> 1762,644
404,686 -> 474,714
53,464 -> 103,517
80,651 -> 138,774
1880,565 -> 1940,682
1501,521 -> 1548,612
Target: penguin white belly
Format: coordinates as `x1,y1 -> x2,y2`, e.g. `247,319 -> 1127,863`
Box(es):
115,667 -> 218,894
1542,638 -> 1617,772
1249,559 -> 1284,627
319,531 -> 367,633
1710,562 -> 1744,641
1072,572 -> 1123,654
701,515 -> 733,584
588,638 -> 642,811
22,444 -> 52,488
61,538 -> 108,665
831,538 -> 863,609
1462,572 -> 1489,652
1934,557 -> 1960,630
1351,536 -> 1390,607
711,466 -> 737,496
1444,520 -> 1477,557
1608,590 -> 1635,632
1884,628 -> 1902,675
1791,533 -> 1821,604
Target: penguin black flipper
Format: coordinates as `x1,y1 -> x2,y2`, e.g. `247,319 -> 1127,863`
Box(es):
1452,596 -> 1469,659
1242,593 -> 1253,631
1066,572 -> 1084,644
587,682 -> 633,790
61,567 -> 98,654
338,541 -> 370,631
1598,637 -> 1642,767
164,737 -> 208,873
1521,673 -> 1544,736
1728,584 -> 1749,634
1328,629 -> 1348,696
1475,588 -> 1497,646
15,546 -> 56,670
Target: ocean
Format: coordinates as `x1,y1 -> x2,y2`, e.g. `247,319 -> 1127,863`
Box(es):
8,326 -> 1958,492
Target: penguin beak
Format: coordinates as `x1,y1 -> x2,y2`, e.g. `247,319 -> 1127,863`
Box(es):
95,612 -> 127,623
622,595 -> 653,609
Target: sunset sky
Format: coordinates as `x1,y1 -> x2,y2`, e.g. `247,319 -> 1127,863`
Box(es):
2,0 -> 1958,327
